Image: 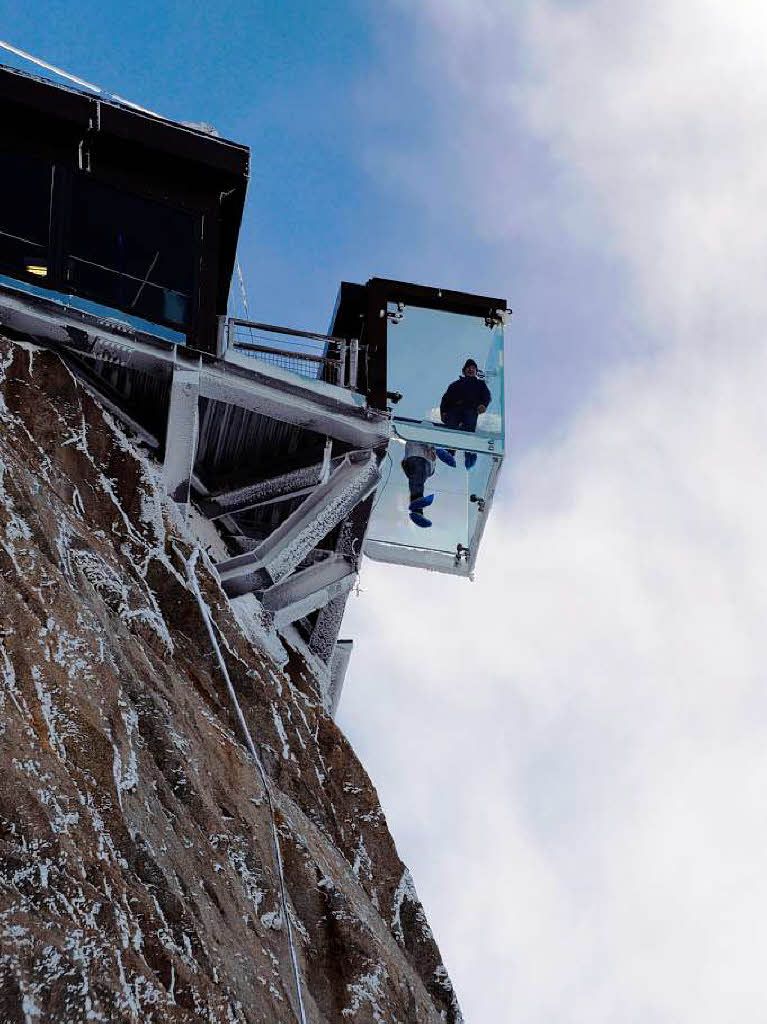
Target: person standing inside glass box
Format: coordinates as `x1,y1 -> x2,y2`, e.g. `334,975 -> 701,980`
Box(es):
401,440 -> 437,528
436,359 -> 491,470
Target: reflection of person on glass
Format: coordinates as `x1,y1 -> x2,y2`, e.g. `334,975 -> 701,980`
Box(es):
401,440 -> 436,528
436,358 -> 491,470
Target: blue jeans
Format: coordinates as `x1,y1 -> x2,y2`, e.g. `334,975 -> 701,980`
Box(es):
441,407 -> 478,456
442,406 -> 479,432
402,457 -> 431,501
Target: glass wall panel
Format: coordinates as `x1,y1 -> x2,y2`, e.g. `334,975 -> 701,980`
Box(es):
367,438 -> 469,557
367,440 -> 504,572
482,320 -> 505,444
386,304 -> 505,454
68,178 -> 197,328
467,452 -> 502,549
0,152 -> 53,279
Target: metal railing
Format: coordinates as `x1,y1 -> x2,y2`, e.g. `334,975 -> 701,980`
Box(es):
226,318 -> 359,390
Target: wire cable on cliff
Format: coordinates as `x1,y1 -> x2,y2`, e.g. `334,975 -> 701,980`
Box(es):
185,547 -> 309,1024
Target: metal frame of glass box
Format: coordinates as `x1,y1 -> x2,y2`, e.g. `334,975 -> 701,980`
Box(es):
330,278 -> 509,576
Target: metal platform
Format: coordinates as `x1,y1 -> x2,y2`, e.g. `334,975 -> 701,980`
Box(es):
0,282 -> 388,710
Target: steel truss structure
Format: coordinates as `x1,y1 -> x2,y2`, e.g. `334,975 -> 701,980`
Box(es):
0,281 -> 388,711
0,62 -> 509,715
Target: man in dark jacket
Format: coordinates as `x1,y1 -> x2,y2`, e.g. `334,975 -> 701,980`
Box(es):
437,358 -> 491,469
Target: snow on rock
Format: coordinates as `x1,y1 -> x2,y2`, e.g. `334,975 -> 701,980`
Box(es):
0,337 -> 462,1023
229,591 -> 290,669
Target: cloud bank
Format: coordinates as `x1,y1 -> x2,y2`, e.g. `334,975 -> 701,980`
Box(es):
340,2 -> 767,1021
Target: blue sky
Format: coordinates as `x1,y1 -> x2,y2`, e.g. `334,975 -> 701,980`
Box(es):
0,1 -> 644,453
6,4 -> 767,1022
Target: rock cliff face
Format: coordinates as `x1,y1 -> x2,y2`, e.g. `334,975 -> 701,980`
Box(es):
0,338 -> 462,1024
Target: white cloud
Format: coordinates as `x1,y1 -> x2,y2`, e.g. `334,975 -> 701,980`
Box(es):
521,0 -> 767,337
344,341 -> 767,1021
367,0 -> 767,333
341,2 -> 767,1021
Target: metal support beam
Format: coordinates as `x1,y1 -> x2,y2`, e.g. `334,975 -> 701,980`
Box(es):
199,359 -> 389,449
49,349 -> 161,449
163,351 -> 201,509
0,286 -> 388,449
306,452 -> 384,661
261,555 -> 356,628
199,445 -> 370,521
200,461 -> 325,520
348,339 -> 359,390
329,640 -> 353,717
217,451 -> 380,597
308,593 -> 349,662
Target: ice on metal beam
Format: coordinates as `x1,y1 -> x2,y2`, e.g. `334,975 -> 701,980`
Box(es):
306,498 -> 369,662
261,555 -> 356,628
199,448 -> 374,520
217,452 -> 380,596
163,351 -> 201,508
201,358 -> 388,449
0,282 -> 175,379
308,592 -> 349,663
0,287 -> 388,451
329,640 -> 353,718
55,348 -> 161,449
200,461 -> 325,520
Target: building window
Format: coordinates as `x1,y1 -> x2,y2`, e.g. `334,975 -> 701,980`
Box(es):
67,176 -> 197,328
0,152 -> 53,280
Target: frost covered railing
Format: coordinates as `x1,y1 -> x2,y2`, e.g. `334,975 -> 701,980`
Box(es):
226,319 -> 359,390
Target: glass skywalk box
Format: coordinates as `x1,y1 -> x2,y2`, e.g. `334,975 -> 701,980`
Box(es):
330,278 -> 509,576
365,441 -> 503,575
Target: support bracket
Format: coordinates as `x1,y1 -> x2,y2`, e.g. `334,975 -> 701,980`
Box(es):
163,350 -> 202,510
261,554 -> 356,628
217,451 -> 380,596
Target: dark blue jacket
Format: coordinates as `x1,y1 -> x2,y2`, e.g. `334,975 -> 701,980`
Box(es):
440,375 -> 491,421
